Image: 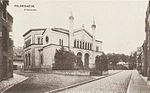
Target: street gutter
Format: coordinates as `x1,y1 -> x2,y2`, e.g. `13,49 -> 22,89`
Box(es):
126,70 -> 133,93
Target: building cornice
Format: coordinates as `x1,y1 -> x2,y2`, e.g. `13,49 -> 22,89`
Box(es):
23,28 -> 47,37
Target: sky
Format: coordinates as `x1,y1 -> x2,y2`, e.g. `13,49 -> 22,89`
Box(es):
7,0 -> 148,55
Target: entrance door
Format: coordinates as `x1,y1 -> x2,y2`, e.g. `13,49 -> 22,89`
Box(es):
77,52 -> 83,68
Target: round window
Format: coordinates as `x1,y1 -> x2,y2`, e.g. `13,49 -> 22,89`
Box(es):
45,36 -> 49,43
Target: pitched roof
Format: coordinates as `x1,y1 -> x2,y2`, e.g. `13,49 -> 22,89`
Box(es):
73,28 -> 93,38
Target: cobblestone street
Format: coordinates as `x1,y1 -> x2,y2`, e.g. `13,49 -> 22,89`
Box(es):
56,70 -> 132,93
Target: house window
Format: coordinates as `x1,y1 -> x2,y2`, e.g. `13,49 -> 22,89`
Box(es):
62,39 -> 63,46
59,39 -> 61,45
25,39 -> 31,47
96,46 -> 99,52
59,39 -> 63,46
41,38 -> 43,44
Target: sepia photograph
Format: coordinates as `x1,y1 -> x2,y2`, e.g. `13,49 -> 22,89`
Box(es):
0,0 -> 150,93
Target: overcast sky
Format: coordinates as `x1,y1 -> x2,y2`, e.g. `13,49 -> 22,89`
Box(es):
7,0 -> 148,55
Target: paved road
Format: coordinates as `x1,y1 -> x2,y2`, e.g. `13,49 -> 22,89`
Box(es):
56,70 -> 132,93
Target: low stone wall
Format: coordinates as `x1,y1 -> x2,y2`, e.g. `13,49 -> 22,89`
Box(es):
53,70 -> 109,76
52,70 -> 90,76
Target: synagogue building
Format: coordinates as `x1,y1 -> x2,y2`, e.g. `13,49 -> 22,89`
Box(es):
23,14 -> 103,70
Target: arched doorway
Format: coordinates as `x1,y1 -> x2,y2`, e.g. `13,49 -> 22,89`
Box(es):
77,52 -> 83,68
84,53 -> 89,69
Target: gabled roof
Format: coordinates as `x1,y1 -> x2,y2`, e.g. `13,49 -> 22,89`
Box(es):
74,28 -> 102,43
73,28 -> 93,38
42,28 -> 69,35
23,28 -> 47,37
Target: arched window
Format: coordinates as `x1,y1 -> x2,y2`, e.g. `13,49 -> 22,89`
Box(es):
77,41 -> 79,48
80,41 -> 82,48
85,42 -> 87,49
90,43 -> 92,50
88,43 -> 89,50
74,40 -> 76,47
41,55 -> 43,65
28,53 -> 31,65
83,42 -> 84,49
25,54 -> 28,66
45,36 -> 49,43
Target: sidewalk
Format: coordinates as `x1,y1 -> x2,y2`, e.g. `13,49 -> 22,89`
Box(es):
127,70 -> 150,93
140,74 -> 150,85
0,73 -> 28,93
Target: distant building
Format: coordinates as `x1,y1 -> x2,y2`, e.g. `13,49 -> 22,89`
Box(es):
23,14 -> 103,70
0,0 -> 13,80
117,61 -> 129,68
13,47 -> 24,70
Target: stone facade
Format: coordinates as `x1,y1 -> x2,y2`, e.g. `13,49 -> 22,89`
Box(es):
0,0 -> 13,81
23,15 -> 103,70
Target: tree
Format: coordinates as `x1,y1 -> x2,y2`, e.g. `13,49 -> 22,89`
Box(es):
107,53 -> 119,66
128,52 -> 137,70
95,55 -> 101,71
54,47 -> 76,70
95,53 -> 108,71
100,53 -> 108,71
119,54 -> 129,62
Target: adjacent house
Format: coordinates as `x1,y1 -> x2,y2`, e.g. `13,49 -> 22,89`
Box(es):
0,0 -> 13,81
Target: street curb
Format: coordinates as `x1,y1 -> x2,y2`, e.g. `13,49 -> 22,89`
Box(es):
126,70 -> 133,93
45,70 -> 122,93
1,75 -> 28,93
